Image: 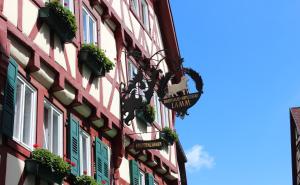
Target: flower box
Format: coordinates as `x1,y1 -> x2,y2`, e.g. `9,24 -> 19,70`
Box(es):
136,105 -> 155,124
38,1 -> 77,43
79,49 -> 105,77
160,128 -> 178,145
78,45 -> 114,77
25,159 -> 65,184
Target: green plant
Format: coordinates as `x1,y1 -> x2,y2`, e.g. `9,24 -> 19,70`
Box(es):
75,175 -> 98,185
161,127 -> 178,144
143,104 -> 155,123
81,44 -> 115,72
31,148 -> 70,175
45,0 -> 77,38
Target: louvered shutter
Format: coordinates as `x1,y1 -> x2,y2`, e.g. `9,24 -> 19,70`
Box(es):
146,173 -> 154,185
69,114 -> 80,176
95,138 -> 110,184
2,58 -> 18,137
130,160 -> 140,185
101,143 -> 110,184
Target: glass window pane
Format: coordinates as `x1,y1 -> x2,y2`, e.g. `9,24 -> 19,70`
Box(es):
83,10 -> 88,43
52,112 -> 59,155
22,86 -> 33,145
43,106 -> 49,149
89,17 -> 94,44
80,134 -> 87,172
13,81 -> 22,140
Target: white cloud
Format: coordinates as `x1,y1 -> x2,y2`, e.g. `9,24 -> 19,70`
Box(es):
186,145 -> 215,172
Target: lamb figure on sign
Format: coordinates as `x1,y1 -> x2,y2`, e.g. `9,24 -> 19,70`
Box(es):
167,76 -> 189,97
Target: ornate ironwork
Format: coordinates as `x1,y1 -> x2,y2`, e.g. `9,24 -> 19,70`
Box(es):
120,48 -> 203,125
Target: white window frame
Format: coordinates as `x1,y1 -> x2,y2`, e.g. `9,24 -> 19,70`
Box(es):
79,129 -> 91,176
13,75 -> 37,151
82,6 -> 97,45
43,100 -> 63,157
130,0 -> 140,16
141,0 -> 149,31
153,92 -> 161,127
163,106 -> 169,128
128,60 -> 138,81
61,0 -> 74,14
139,170 -> 145,185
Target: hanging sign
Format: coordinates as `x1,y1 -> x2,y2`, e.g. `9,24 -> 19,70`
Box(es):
133,139 -> 165,150
158,68 -> 203,117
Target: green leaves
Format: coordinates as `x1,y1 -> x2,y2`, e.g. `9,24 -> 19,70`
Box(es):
46,0 -> 77,39
75,175 -> 98,185
161,127 -> 179,144
31,148 -> 71,175
144,105 -> 156,123
81,44 -> 115,72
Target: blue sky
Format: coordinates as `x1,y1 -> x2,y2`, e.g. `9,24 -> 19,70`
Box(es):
170,0 -> 300,184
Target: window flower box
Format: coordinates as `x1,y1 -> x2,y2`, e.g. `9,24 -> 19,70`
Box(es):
25,159 -> 66,184
79,44 -> 114,77
160,127 -> 178,145
25,148 -> 70,184
136,105 -> 155,124
38,0 -> 77,43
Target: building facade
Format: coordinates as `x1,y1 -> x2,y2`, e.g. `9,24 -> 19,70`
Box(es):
0,0 -> 187,185
290,108 -> 300,185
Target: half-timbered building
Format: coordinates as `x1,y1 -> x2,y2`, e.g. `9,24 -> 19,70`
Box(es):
0,0 -> 187,184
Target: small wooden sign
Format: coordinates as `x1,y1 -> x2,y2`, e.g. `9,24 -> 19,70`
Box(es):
133,139 -> 165,150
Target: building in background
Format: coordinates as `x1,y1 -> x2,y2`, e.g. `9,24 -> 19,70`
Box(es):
290,108 -> 300,185
0,0 -> 187,184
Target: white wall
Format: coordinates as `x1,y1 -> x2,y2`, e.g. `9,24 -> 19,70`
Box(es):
5,154 -> 24,185
119,157 -> 130,183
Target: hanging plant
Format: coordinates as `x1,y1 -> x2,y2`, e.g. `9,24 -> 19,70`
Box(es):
160,127 -> 178,145
39,0 -> 77,43
79,44 -> 115,77
74,175 -> 98,185
136,104 -> 156,124
25,147 -> 70,184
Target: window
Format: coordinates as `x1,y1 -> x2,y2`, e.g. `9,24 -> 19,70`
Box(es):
61,0 -> 74,14
153,93 -> 161,127
139,171 -> 145,185
43,100 -> 63,156
128,60 -> 138,81
163,106 -> 169,128
141,0 -> 149,31
82,7 -> 97,44
13,75 -> 37,150
79,129 -> 91,176
130,0 -> 140,16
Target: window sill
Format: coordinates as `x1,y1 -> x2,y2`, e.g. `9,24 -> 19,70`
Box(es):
7,139 -> 32,158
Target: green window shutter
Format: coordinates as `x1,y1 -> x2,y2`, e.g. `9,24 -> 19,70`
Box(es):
95,138 -> 110,184
2,57 -> 18,137
130,160 -> 140,185
146,173 -> 154,185
69,114 -> 80,176
101,143 -> 110,184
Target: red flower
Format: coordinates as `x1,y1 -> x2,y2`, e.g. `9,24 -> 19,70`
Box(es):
83,170 -> 87,175
71,162 -> 76,167
101,180 -> 106,184
33,144 -> 39,148
65,159 -> 71,163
